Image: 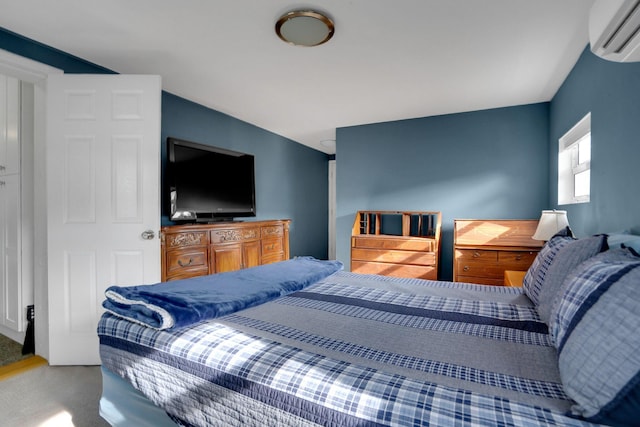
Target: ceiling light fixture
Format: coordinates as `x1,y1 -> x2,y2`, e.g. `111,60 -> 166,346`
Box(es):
275,10 -> 335,47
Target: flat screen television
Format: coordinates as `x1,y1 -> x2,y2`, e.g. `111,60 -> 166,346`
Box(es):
166,137 -> 256,222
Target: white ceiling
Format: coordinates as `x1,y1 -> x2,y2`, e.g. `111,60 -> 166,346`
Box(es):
0,0 -> 595,154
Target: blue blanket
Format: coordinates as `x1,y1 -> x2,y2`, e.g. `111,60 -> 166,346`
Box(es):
102,257 -> 343,330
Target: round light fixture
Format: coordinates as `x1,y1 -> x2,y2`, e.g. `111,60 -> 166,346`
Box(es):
275,10 -> 335,47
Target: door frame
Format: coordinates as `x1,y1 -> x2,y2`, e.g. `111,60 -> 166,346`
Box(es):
0,48 -> 62,360
328,159 -> 336,259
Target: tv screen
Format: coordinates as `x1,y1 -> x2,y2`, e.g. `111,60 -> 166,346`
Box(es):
166,138 -> 256,222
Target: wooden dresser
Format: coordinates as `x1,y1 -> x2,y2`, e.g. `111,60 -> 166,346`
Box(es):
161,219 -> 290,281
351,211 -> 441,280
453,219 -> 543,286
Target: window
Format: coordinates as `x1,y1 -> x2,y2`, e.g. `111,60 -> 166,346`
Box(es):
558,113 -> 591,205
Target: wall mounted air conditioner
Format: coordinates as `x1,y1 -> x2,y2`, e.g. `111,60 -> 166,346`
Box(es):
589,0 -> 640,62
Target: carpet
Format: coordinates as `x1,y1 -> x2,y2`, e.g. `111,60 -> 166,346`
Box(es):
0,364 -> 110,427
0,334 -> 31,367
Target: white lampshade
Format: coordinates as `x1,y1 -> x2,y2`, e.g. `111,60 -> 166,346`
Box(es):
532,210 -> 570,241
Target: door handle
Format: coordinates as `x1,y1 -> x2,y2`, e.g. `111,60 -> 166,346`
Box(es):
141,229 -> 155,240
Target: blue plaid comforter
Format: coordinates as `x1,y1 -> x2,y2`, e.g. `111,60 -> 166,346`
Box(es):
98,271 -> 602,427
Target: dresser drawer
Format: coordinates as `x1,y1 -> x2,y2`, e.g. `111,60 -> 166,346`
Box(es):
261,237 -> 284,265
455,260 -> 504,280
352,236 -> 437,252
261,225 -> 283,238
262,238 -> 283,256
352,261 -> 437,280
353,248 -> 436,266
210,227 -> 260,244
164,231 -> 208,249
165,248 -> 209,280
167,249 -> 208,273
497,251 -> 538,270
455,249 -> 498,263
454,250 -> 536,281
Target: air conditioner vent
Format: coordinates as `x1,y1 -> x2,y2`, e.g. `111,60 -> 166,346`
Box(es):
590,0 -> 640,62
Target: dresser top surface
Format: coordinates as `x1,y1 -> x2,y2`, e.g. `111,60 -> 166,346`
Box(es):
454,219 -> 543,248
162,219 -> 290,231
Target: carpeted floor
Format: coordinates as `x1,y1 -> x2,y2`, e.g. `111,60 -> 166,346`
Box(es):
0,364 -> 109,427
0,334 -> 32,367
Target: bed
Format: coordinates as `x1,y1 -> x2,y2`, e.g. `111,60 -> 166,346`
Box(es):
97,232 -> 640,427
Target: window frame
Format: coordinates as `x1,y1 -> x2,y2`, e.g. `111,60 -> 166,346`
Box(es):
558,113 -> 591,205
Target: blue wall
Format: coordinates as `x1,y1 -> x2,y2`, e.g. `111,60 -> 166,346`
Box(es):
336,104 -> 550,280
550,47 -> 640,237
0,27 -> 114,74
161,93 -> 329,257
0,26 -> 330,259
336,46 -> 640,280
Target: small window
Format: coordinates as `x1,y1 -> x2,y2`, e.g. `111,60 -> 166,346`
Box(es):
558,113 -> 591,205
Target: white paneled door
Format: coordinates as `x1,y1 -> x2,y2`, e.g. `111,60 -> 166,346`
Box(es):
46,74 -> 161,365
0,74 -> 22,334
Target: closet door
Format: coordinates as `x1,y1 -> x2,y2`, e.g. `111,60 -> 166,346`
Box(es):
0,74 -> 22,333
0,173 -> 21,331
0,73 -> 20,173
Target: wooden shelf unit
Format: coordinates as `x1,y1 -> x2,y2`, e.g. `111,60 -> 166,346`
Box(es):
351,211 -> 441,280
453,219 -> 543,286
161,219 -> 290,281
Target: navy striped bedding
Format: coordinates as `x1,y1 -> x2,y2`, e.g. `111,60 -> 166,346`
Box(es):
98,271 -> 602,427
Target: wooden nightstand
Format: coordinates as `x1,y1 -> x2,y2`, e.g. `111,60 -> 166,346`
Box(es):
504,270 -> 527,287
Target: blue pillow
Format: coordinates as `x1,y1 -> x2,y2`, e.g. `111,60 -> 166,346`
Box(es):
522,226 -> 574,305
549,248 -> 640,426
607,232 -> 640,253
535,234 -> 606,324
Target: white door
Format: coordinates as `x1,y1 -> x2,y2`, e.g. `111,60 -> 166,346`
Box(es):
0,74 -> 22,334
46,74 -> 161,365
0,173 -> 21,332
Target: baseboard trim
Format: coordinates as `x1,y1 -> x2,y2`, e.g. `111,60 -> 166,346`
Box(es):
0,355 -> 48,381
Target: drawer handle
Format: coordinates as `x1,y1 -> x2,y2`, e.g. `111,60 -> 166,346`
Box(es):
473,251 -> 481,258
515,254 -> 522,261
178,258 -> 193,267
463,265 -> 470,272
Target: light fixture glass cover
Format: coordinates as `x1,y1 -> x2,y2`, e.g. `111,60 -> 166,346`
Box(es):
532,210 -> 570,241
276,10 -> 335,47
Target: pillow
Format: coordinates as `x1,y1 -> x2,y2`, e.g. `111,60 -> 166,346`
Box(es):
535,234 -> 607,324
548,248 -> 640,426
607,232 -> 640,253
522,226 -> 574,305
